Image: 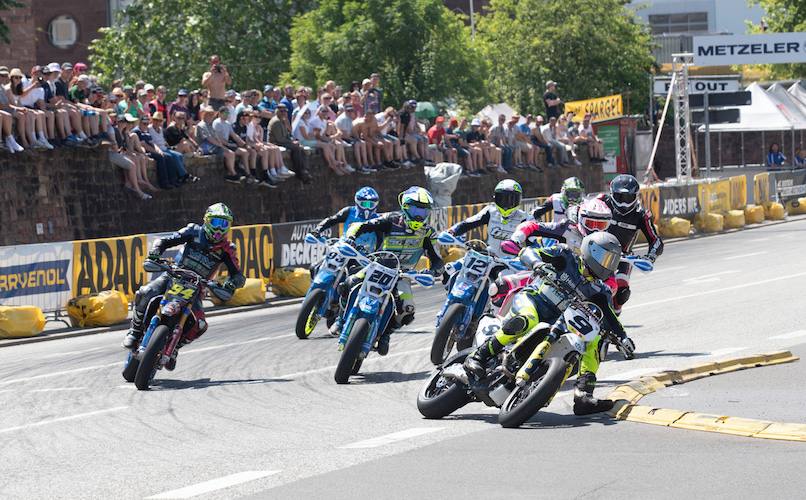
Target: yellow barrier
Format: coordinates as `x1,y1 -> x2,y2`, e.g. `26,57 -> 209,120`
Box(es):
697,180 -> 731,214
659,217 -> 691,238
764,202 -> 785,220
212,278 -> 266,306
787,198 -> 806,215
0,305 -> 46,338
271,268 -> 311,298
729,175 -> 747,210
724,210 -> 746,229
754,172 -> 772,206
695,212 -> 724,233
66,290 -> 129,327
744,205 -> 765,224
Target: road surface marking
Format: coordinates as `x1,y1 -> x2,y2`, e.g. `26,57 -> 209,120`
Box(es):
146,470 -> 280,499
340,428 -> 443,449
768,330 -> 806,340
0,406 -> 128,435
29,387 -> 87,393
0,361 -> 121,387
723,251 -> 767,260
625,271 -> 806,311
708,347 -> 748,357
682,271 -> 739,285
183,334 -> 295,355
39,347 -> 106,359
276,347 -> 430,380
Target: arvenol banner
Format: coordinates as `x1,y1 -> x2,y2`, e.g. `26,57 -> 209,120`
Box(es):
693,33 -> 806,66
771,170 -> 806,204
0,242 -> 72,312
659,184 -> 700,220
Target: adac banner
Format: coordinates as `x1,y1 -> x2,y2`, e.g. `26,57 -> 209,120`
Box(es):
754,172 -> 773,205
770,170 -> 806,204
272,220 -> 336,270
564,94 -> 623,123
639,186 -> 661,225
0,242 -> 73,312
447,202 -> 487,241
658,183 -> 700,220
230,224 -> 274,280
72,235 -> 147,300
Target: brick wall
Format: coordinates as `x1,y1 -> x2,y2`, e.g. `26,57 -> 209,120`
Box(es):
0,147 -> 604,246
33,0 -> 108,66
0,4 -> 36,71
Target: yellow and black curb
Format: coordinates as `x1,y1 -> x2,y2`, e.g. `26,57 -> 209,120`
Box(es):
606,351 -> 806,442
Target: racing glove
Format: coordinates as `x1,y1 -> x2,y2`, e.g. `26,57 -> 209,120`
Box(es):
309,229 -> 321,239
147,249 -> 162,261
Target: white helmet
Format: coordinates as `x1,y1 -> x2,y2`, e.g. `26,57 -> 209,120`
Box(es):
576,198 -> 612,236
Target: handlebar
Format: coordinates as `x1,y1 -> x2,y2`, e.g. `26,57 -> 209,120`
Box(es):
622,253 -> 654,273
143,258 -> 223,291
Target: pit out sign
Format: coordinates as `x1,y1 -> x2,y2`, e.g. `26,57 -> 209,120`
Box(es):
654,76 -> 741,96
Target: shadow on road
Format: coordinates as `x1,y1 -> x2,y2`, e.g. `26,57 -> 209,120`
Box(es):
519,411 -> 618,430
353,370 -> 431,384
153,377 -> 291,390
631,350 -> 707,360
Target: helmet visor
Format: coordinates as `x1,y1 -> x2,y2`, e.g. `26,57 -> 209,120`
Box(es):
357,199 -> 379,210
404,205 -> 430,222
582,218 -> 610,233
208,217 -> 230,230
613,192 -> 637,206
494,191 -> 521,211
565,189 -> 582,204
589,242 -> 619,276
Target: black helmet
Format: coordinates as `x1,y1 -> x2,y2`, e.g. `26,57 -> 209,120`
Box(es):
609,174 -> 640,214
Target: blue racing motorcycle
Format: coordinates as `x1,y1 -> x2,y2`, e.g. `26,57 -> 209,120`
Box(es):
333,242 -> 434,384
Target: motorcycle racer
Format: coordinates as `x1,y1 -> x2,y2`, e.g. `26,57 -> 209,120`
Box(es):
464,232 -> 626,415
343,186 -> 444,355
532,176 -> 585,222
310,186 -> 381,253
122,203 -> 246,364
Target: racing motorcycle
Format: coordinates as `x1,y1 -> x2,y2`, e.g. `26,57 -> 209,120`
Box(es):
295,233 -> 353,339
122,259 -> 233,390
333,242 -> 434,384
416,259 -> 603,428
430,232 -> 525,365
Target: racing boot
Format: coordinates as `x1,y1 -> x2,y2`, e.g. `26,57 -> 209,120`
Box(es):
329,317 -> 342,337
573,373 -> 614,416
122,310 -> 146,350
463,337 -> 505,380
376,325 -> 393,356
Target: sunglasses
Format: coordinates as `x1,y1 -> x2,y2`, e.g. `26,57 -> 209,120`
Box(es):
208,217 -> 230,230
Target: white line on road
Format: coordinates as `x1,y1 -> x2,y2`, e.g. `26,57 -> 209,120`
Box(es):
146,470 -> 280,499
723,251 -> 768,260
38,347 -> 106,359
625,271 -> 806,311
0,406 -> 128,435
602,368 -> 659,381
340,428 -> 443,449
182,334 -> 295,355
708,347 -> 748,357
682,270 -> 739,283
276,347 -> 430,380
768,330 -> 806,340
635,265 -> 685,276
0,362 -> 121,387
29,387 -> 87,393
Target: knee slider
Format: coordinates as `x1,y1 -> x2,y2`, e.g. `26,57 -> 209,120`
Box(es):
502,315 -> 528,336
615,286 -> 631,305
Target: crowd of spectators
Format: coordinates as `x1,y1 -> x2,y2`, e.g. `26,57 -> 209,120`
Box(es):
1,59 -> 605,200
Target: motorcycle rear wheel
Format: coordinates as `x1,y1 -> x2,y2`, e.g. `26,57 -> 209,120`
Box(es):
430,303 -> 465,365
134,325 -> 170,391
498,356 -> 567,428
296,289 -> 327,339
334,318 -> 369,384
417,353 -> 472,419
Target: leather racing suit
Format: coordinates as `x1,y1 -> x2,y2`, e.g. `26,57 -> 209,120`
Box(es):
532,193 -> 570,222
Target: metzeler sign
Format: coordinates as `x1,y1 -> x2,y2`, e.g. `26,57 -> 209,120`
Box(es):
693,33 -> 806,66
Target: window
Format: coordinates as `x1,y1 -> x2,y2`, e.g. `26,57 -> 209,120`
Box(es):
48,15 -> 78,49
649,12 -> 708,35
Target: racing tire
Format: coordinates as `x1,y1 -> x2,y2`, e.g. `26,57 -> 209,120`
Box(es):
134,325 -> 170,391
430,303 -> 465,365
122,352 -> 140,383
296,289 -> 327,339
417,353 -> 472,419
334,318 -> 369,384
498,356 -> 568,428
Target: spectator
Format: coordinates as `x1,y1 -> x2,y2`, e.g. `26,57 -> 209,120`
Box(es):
280,85 -> 295,121
149,85 -> 168,117
164,111 -> 198,154
529,115 -> 556,168
767,143 -> 786,170
350,91 -> 363,118
167,89 -> 190,122
355,111 -> 391,169
795,146 -> 805,168
121,113 -> 161,194
427,116 -> 451,164
248,111 -> 292,182
292,86 -> 309,119
110,113 -> 151,200
202,55 -> 231,111
10,68 -> 52,149
313,103 -> 352,173
543,80 -> 562,119
73,62 -> 88,76
43,63 -> 89,144
55,62 -> 72,99
488,114 -> 513,170
149,111 -> 196,184
134,88 -> 151,118
335,104 -> 373,174
232,108 -> 266,185
541,116 -> 570,166
133,113 -> 179,189
509,113 -> 534,169
363,73 -> 383,116
293,104 -> 342,175
269,102 -> 312,183
187,90 -> 202,123
577,113 -> 604,161
196,105 -> 241,183
376,106 -> 404,166
556,115 -> 581,165
320,93 -> 338,121
467,117 -> 498,171
446,117 -> 471,174
398,100 -> 428,165
0,67 -> 25,152
213,107 -> 253,182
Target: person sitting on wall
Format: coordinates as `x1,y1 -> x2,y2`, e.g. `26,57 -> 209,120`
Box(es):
766,143 -> 786,170
794,145 -> 805,168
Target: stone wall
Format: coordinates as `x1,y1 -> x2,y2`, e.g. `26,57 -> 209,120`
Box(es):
0,4 -> 36,71
0,147 -> 603,246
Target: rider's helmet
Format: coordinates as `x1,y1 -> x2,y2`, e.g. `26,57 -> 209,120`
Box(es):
580,231 -> 621,280
203,203 -> 233,243
494,179 -> 523,219
576,198 -> 612,236
609,174 -> 640,215
399,186 -> 434,231
560,177 -> 585,207
354,186 -> 380,219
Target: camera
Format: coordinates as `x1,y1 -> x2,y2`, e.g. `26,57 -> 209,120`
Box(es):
214,64 -> 222,73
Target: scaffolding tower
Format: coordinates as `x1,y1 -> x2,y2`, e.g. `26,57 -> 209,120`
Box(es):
671,53 -> 694,182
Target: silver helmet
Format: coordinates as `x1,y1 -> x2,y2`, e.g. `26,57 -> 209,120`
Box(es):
580,231 -> 621,280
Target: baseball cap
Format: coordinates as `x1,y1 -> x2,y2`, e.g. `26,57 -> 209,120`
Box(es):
435,116 -> 445,123
471,118 -> 481,126
137,88 -> 148,97
177,88 -> 189,96
74,62 -> 88,72
151,111 -> 164,121
263,84 -> 272,93
144,83 -> 155,92
47,62 -> 61,73
77,74 -> 90,83
123,113 -> 138,123
407,99 -> 417,108
41,66 -> 52,75
225,89 -> 237,98
0,66 -> 8,76
61,62 -> 73,71
511,112 -> 521,120
362,78 -> 371,86
546,80 -> 557,88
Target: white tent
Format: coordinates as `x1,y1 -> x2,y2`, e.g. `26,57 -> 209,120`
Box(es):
766,83 -> 806,128
787,81 -> 806,112
477,103 -> 517,121
702,83 -> 795,132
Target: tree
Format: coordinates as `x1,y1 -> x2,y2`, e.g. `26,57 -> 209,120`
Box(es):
478,0 -> 655,115
0,0 -> 22,44
288,0 -> 488,110
89,0 -> 315,93
750,0 -> 806,80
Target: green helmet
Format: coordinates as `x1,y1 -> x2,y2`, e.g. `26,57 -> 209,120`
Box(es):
494,179 -> 523,218
561,177 -> 585,207
398,186 -> 434,231
203,203 -> 234,243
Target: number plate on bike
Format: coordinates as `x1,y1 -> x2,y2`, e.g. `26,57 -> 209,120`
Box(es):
460,251 -> 492,284
563,304 -> 600,342
363,262 -> 397,297
164,279 -> 198,303
324,247 -> 347,271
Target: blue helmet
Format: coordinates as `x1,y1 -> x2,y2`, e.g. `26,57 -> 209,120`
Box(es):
355,186 -> 380,219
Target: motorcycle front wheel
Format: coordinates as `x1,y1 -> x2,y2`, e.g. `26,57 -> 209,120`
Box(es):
498,356 -> 567,428
417,353 -> 472,419
296,289 -> 327,339
430,303 -> 465,365
122,352 -> 140,383
134,325 -> 170,391
334,318 -> 369,384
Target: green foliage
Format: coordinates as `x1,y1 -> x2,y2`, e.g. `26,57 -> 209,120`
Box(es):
750,0 -> 806,80
477,0 -> 654,115
0,0 -> 22,44
89,0 -> 316,93
288,0 -> 488,110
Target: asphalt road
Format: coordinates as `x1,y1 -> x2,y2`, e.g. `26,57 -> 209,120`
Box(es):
2,219 -> 806,499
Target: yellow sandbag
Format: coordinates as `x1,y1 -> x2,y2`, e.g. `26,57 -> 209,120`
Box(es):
66,290 -> 129,328
764,202 -> 785,220
440,246 -> 466,263
695,212 -> 724,233
211,278 -> 266,306
744,204 -> 764,224
271,268 -> 311,297
724,209 -> 745,229
0,305 -> 46,338
415,256 -> 430,271
787,198 -> 806,215
659,217 -> 691,238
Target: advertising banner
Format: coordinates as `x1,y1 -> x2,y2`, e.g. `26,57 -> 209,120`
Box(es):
447,203 -> 487,241
658,184 -> 700,220
693,33 -> 806,66
229,224 -> 275,280
272,220 -> 333,270
565,94 -> 623,122
771,170 -> 806,204
72,235 -> 148,299
639,186 -> 661,224
0,242 -> 72,312
754,172 -> 773,205
697,180 -> 731,214
597,125 -> 621,174
729,175 -> 748,209
653,76 -> 741,95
